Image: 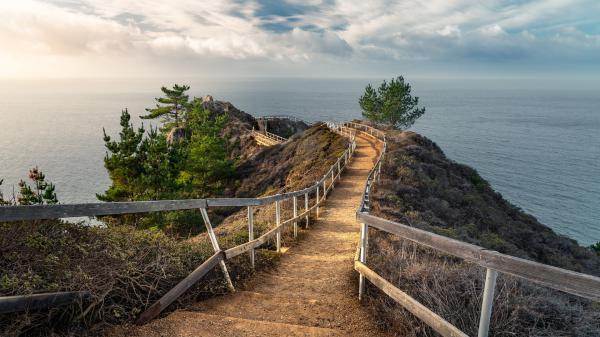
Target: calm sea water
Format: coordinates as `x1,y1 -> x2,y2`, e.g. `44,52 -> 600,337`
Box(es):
0,78 -> 598,245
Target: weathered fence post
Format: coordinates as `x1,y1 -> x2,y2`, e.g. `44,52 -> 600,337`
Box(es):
200,208 -> 235,292
304,192 -> 309,228
248,206 -> 255,269
316,185 -> 320,218
323,180 -> 327,200
275,200 -> 281,252
478,268 -> 498,337
331,170 -> 335,188
293,196 -> 298,239
358,222 -> 369,300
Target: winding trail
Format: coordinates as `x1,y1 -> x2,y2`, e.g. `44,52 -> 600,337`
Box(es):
122,134 -> 387,337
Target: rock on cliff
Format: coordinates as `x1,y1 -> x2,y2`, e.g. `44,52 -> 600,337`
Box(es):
256,117 -> 309,138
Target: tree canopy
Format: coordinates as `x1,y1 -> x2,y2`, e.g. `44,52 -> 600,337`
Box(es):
359,76 -> 425,129
141,84 -> 190,127
99,90 -> 234,234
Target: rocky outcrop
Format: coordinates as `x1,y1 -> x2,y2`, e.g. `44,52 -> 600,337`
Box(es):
234,124 -> 346,198
202,96 -> 312,161
166,127 -> 186,144
195,96 -> 259,162
256,118 -> 309,138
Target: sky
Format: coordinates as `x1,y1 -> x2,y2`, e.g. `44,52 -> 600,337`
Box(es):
0,0 -> 599,79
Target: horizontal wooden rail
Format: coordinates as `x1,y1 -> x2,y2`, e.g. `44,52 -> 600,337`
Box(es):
225,190 -> 329,260
263,130 -> 286,143
355,261 -> 468,337
0,168 -> 343,222
252,131 -> 282,146
357,212 -> 600,302
0,199 -> 208,222
0,291 -> 90,314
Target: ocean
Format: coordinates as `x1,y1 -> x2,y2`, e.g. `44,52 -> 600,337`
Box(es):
0,78 -> 598,245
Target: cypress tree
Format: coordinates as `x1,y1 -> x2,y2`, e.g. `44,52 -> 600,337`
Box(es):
97,109 -> 145,201
359,76 -> 426,129
16,167 -> 58,205
141,84 -> 190,127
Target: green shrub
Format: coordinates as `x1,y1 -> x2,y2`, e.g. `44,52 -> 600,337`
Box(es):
468,172 -> 488,192
591,242 -> 600,255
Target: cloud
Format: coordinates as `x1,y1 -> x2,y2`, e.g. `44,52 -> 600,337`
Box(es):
0,0 -> 599,77
479,24 -> 507,37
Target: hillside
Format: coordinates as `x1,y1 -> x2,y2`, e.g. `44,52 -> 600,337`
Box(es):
371,129 -> 600,274
0,106 -> 344,337
365,127 -> 600,336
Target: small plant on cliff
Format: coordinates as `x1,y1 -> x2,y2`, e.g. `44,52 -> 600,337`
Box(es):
16,167 -> 58,205
591,242 -> 600,255
359,76 -> 425,129
0,168 -> 58,205
141,84 -> 190,127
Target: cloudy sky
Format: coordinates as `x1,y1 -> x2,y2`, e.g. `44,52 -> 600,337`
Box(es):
1,0 -> 599,79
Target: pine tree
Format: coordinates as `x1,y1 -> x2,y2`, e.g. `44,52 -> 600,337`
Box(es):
138,126 -> 187,199
359,76 -> 425,129
99,87 -> 234,234
141,84 -> 190,127
16,167 -> 58,205
181,99 -> 234,197
97,109 -> 145,201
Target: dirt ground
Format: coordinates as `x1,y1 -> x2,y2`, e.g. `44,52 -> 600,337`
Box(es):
112,134 -> 390,337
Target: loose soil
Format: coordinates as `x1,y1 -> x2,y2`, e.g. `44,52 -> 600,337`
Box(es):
114,134 -> 391,337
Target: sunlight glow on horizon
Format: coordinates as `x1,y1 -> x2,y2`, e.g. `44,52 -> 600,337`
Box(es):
1,0 -> 599,79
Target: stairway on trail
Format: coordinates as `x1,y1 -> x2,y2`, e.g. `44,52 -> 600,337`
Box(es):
121,135 -> 389,337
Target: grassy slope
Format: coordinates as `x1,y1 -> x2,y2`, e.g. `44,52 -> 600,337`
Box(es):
0,124 -> 347,337
365,128 -> 600,336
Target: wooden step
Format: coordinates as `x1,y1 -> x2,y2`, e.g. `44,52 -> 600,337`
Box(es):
245,274 -> 353,296
116,311 -> 347,337
193,291 -> 369,331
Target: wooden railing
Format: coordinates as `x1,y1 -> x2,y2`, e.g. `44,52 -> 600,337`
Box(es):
251,129 -> 287,146
0,123 -> 356,324
6,120 -> 596,336
346,123 -> 600,337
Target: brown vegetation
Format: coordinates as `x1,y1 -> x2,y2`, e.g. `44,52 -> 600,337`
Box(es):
366,128 -> 600,336
365,232 -> 600,337
0,120 -> 346,336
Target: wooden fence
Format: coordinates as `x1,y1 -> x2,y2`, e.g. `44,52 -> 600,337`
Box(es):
256,115 -> 312,125
349,122 -> 600,337
4,120 -> 598,337
0,122 -> 356,324
251,129 -> 287,146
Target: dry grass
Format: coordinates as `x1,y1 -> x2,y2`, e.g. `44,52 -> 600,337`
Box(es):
363,126 -> 600,336
0,219 -> 283,336
364,231 -> 600,337
0,125 -> 347,336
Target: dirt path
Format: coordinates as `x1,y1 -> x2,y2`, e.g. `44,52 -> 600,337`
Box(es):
120,134 -> 388,337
